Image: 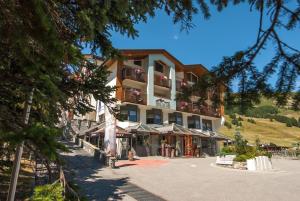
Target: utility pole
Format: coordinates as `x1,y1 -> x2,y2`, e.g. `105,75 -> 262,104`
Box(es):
7,88 -> 35,201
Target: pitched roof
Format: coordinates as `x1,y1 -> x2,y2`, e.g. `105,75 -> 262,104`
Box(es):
126,122 -> 159,134
103,49 -> 209,75
156,123 -> 193,135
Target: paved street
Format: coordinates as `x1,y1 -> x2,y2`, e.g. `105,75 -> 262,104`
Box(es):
60,141 -> 165,201
61,141 -> 300,201
114,157 -> 300,201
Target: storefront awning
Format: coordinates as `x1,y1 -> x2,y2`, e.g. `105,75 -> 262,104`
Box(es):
78,123 -> 105,136
90,123 -> 131,138
188,129 -> 210,138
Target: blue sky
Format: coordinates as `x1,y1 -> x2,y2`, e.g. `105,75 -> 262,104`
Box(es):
110,3 -> 300,91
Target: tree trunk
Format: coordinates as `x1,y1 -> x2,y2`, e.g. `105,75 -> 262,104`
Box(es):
7,88 -> 34,201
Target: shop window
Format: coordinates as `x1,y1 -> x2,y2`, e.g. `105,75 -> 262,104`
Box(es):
169,112 -> 183,125
146,109 -> 162,124
202,119 -> 213,131
188,116 -> 201,129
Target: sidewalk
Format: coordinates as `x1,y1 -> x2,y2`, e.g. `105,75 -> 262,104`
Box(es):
60,141 -> 166,201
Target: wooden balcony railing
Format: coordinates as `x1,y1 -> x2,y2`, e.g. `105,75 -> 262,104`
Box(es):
200,107 -> 221,118
176,101 -> 221,117
154,74 -> 171,88
122,66 -> 147,83
123,88 -> 147,105
176,80 -> 188,92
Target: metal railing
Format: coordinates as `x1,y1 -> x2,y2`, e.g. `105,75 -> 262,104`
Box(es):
156,99 -> 171,109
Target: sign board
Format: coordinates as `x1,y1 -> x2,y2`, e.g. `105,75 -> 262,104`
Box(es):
216,155 -> 236,165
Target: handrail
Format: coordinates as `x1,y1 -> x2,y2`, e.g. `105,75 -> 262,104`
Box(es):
59,166 -> 81,201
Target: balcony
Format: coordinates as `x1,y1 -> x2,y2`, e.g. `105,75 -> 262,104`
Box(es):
123,88 -> 147,105
177,101 -> 220,117
176,80 -> 188,92
154,74 -> 171,88
122,66 -> 146,83
177,101 -> 200,114
200,107 -> 221,118
156,98 -> 170,109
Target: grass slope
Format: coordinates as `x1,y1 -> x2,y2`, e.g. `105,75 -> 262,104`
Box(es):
220,97 -> 300,147
220,116 -> 300,147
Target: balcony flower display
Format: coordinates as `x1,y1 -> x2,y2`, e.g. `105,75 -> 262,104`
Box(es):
179,101 -> 188,110
160,75 -> 168,80
181,81 -> 187,87
129,88 -> 141,96
135,68 -> 142,74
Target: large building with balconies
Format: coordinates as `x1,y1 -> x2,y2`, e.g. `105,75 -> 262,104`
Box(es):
75,49 -> 227,158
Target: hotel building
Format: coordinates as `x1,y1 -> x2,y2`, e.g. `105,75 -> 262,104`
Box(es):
74,49 -> 227,158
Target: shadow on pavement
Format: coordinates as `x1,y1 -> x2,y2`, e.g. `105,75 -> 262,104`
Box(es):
61,141 -> 166,201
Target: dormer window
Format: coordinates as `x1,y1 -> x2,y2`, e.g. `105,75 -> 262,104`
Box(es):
187,72 -> 198,83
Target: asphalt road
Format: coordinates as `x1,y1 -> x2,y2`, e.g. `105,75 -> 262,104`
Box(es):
61,141 -> 300,201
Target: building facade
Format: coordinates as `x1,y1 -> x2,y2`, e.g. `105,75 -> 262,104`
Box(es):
75,49 -> 226,158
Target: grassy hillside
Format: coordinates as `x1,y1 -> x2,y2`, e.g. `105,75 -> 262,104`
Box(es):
220,98 -> 300,147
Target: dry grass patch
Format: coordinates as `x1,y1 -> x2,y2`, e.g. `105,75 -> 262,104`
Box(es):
220,115 -> 300,147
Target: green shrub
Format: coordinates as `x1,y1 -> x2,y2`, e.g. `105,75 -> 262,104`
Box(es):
234,132 -> 248,155
229,113 -> 237,119
245,105 -> 279,118
286,120 -> 293,127
247,118 -> 256,124
231,119 -> 239,126
31,183 -> 63,201
238,116 -> 243,121
234,154 -> 253,162
219,146 -> 236,156
291,117 -> 298,127
224,121 -> 232,129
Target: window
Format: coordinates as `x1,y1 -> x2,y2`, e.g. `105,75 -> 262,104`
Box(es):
154,61 -> 164,73
202,119 -> 213,131
120,105 -> 139,122
98,114 -> 105,123
169,112 -> 183,125
146,109 -> 162,124
187,72 -> 198,83
188,116 -> 201,129
133,60 -> 142,66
